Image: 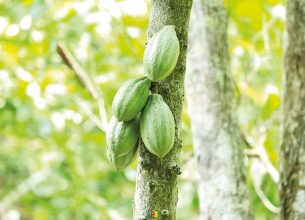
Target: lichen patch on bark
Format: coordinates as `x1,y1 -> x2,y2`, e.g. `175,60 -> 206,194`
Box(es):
186,0 -> 252,219
280,0 -> 305,219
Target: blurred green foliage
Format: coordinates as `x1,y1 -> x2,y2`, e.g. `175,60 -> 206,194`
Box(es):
0,0 -> 284,219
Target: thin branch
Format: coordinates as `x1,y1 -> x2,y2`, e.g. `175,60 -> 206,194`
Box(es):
76,97 -> 105,131
56,43 -> 108,132
253,180 -> 281,213
242,133 -> 254,149
244,147 -> 280,183
242,132 -> 280,183
242,127 -> 281,213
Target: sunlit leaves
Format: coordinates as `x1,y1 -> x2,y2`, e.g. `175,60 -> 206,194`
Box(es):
228,0 -> 284,219
0,0 -> 148,219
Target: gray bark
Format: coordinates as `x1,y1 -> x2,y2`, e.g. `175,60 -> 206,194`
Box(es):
133,1 -> 193,220
186,0 -> 252,219
280,1 -> 305,219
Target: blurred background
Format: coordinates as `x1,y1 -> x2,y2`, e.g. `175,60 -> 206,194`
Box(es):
0,0 -> 284,219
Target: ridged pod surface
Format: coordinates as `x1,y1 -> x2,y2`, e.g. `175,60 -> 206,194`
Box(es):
143,25 -> 180,81
107,144 -> 137,171
140,94 -> 175,158
106,116 -> 139,157
112,77 -> 151,121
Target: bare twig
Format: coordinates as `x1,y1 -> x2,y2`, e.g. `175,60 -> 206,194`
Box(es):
244,147 -> 280,183
253,180 -> 281,213
56,43 -> 108,132
76,97 -> 105,131
241,118 -> 281,213
242,132 -> 279,183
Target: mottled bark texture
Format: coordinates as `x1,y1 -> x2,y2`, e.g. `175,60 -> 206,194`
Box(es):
186,0 -> 252,219
280,1 -> 305,219
133,1 -> 193,220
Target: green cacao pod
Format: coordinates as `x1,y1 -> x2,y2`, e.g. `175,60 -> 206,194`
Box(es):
106,116 -> 139,157
107,144 -> 137,171
143,25 -> 180,82
140,94 -> 175,158
112,77 -> 151,121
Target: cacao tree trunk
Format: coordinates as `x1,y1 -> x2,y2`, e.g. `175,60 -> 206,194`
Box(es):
133,1 -> 193,220
185,0 -> 252,219
280,1 -> 305,219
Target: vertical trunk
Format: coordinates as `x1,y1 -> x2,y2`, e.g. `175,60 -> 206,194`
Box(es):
280,1 -> 305,219
133,1 -> 193,220
186,0 -> 252,219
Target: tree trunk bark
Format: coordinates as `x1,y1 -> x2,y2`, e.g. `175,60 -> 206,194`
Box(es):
185,0 -> 252,219
280,1 -> 305,219
133,1 -> 193,220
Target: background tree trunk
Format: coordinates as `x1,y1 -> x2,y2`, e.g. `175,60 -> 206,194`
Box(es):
185,0 -> 252,219
133,1 -> 193,219
280,1 -> 305,219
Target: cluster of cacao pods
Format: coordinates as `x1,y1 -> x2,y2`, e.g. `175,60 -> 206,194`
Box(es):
106,25 -> 180,170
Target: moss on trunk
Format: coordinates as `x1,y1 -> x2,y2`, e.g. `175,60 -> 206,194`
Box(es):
133,1 -> 193,220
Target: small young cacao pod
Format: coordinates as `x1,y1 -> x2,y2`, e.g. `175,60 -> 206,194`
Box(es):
107,144 -> 137,171
140,94 -> 175,158
112,77 -> 151,121
106,116 -> 139,157
143,25 -> 180,82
